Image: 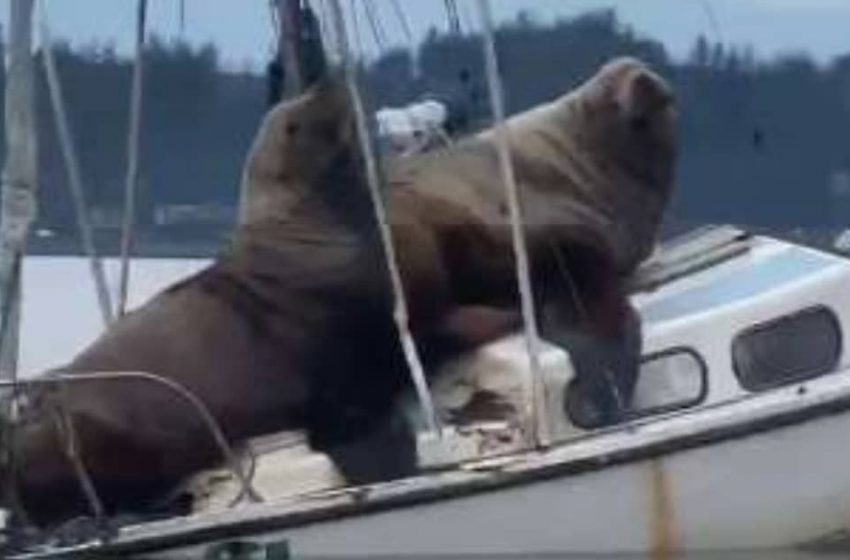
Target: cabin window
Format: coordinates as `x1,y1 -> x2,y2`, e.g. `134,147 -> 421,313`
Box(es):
631,348 -> 707,415
732,306 -> 842,392
566,347 -> 707,429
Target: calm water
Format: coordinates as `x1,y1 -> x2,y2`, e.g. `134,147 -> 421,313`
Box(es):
17,255 -> 210,377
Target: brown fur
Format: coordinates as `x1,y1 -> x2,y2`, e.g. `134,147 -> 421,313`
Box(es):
2,79 -> 516,528
389,57 -> 677,425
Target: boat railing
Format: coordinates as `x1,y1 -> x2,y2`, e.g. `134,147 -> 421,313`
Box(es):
0,370 -> 263,527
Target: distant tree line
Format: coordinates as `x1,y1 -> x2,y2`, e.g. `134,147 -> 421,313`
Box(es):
1,9 -> 850,252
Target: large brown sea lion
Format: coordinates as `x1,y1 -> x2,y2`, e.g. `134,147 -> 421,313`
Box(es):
2,79 -> 513,529
390,56 -> 677,425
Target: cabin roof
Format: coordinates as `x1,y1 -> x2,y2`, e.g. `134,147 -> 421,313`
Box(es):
630,225 -> 850,327
640,245 -> 842,324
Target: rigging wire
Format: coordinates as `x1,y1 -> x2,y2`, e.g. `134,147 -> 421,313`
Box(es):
268,0 -> 281,45
386,0 -> 420,77
49,399 -> 106,524
386,0 -> 413,46
311,0 -> 335,59
179,0 -> 186,36
326,0 -> 442,435
457,0 -> 474,36
362,0 -> 387,53
38,1 -> 114,327
116,0 -> 148,318
348,0 -> 366,59
697,0 -> 725,47
0,371 -> 264,507
475,0 -> 547,447
444,0 -> 461,35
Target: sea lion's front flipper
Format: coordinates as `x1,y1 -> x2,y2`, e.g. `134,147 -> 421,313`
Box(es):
317,411 -> 417,485
531,237 -> 642,427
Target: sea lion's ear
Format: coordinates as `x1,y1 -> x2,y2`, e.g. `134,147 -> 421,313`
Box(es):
307,69 -> 348,100
615,66 -> 674,124
303,71 -> 351,119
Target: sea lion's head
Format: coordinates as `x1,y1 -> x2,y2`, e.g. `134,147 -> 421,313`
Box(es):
570,57 -> 677,195
238,76 -> 359,225
506,57 -> 677,270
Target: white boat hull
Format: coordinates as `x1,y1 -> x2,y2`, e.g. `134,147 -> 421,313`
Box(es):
250,415 -> 850,556
12,230 -> 850,559
94,385 -> 850,559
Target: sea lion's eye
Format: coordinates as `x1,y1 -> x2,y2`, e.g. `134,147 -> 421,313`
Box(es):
319,122 -> 338,144
286,122 -> 300,137
631,116 -> 649,132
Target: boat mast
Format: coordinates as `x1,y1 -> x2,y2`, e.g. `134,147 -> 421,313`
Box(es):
0,0 -> 37,393
279,0 -> 304,97
244,0 -> 315,218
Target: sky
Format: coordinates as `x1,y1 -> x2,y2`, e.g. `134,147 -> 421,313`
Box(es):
3,1 -> 850,70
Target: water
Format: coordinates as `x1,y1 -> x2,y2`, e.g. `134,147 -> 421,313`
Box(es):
17,255 -> 210,377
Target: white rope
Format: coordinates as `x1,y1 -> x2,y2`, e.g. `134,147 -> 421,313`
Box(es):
347,0 -> 366,60
116,0 -> 148,318
179,0 -> 186,36
475,0 -> 548,447
444,0 -> 462,35
387,0 -> 421,78
697,0 -> 725,46
326,0 -> 442,435
387,0 -> 414,46
49,399 -> 106,521
38,1 -> 114,327
361,0 -> 387,53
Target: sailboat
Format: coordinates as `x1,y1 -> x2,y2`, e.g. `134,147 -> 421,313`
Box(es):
5,2 -> 850,559
8,226 -> 850,559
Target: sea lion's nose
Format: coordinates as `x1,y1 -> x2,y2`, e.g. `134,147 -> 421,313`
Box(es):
617,70 -> 673,122
305,73 -> 350,114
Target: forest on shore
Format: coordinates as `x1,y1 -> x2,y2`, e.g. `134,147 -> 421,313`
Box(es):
2,9 -> 849,253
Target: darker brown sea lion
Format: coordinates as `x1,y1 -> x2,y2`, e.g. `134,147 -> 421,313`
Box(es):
1,79 -> 517,529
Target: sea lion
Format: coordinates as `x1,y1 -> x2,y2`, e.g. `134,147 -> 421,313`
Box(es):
390,57 -> 677,425
2,78 -> 517,529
